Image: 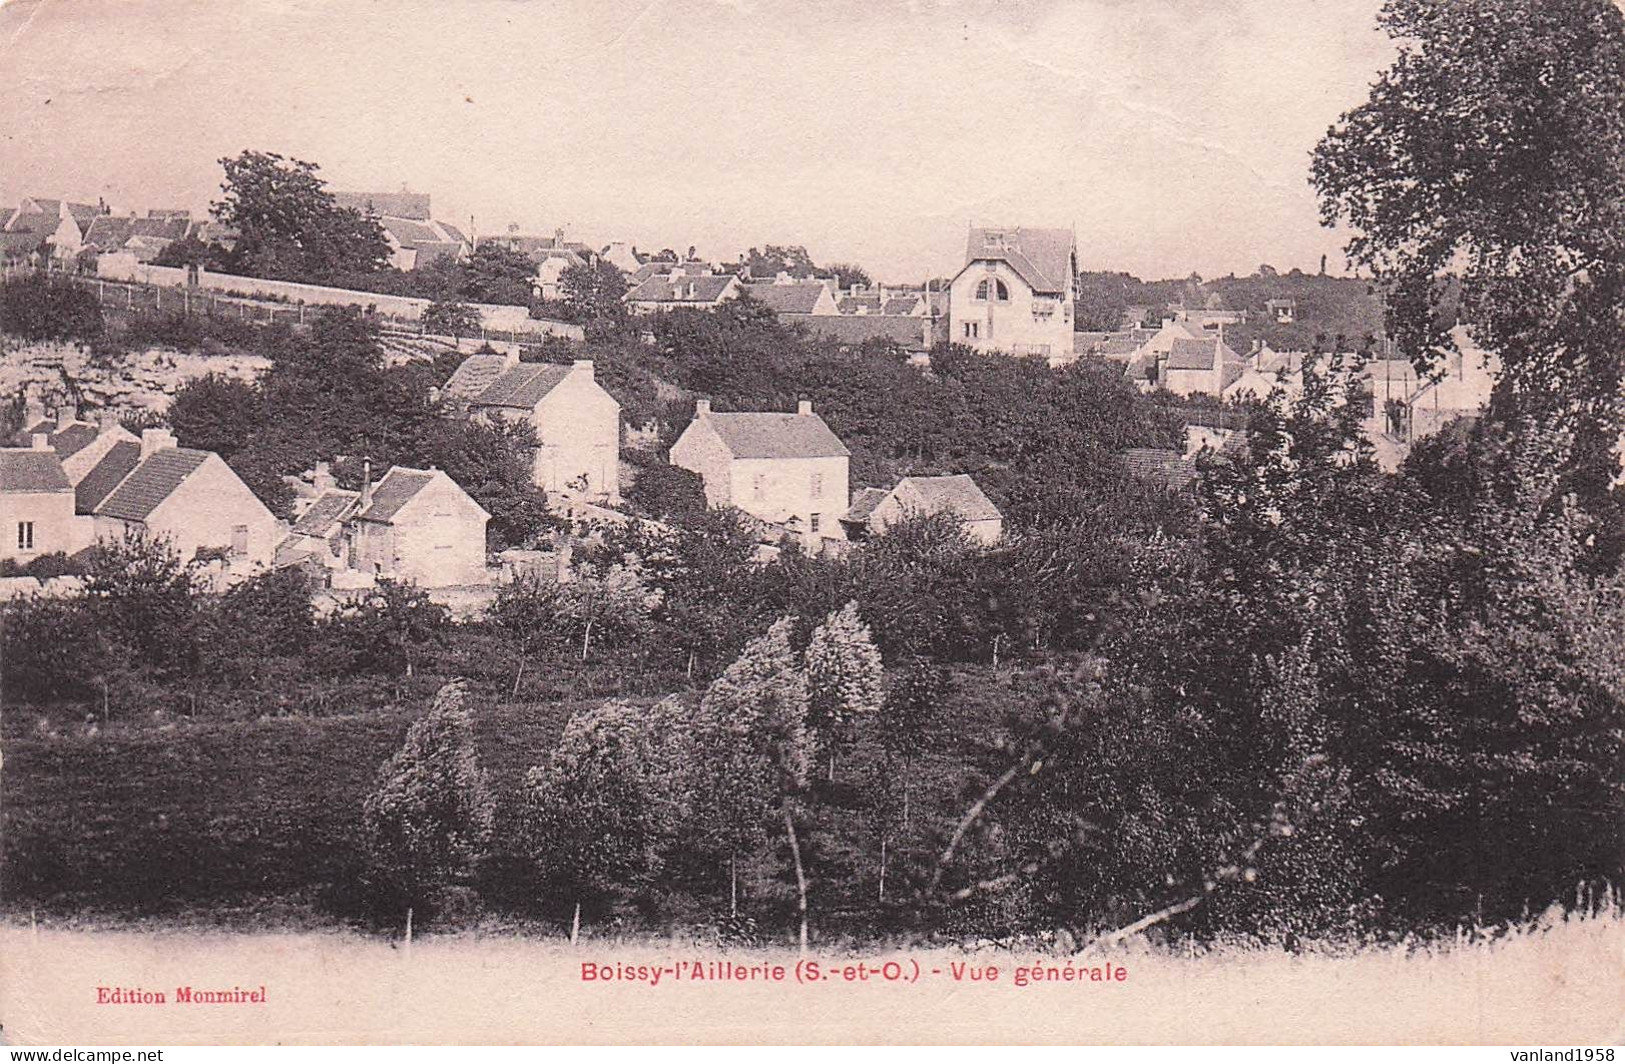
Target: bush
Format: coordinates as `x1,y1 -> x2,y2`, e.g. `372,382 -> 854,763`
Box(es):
0,274 -> 104,342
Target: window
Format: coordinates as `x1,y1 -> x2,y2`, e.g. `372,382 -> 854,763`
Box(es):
810,513 -> 821,533
973,278 -> 1010,302
963,321 -> 979,339
16,521 -> 33,551
230,524 -> 249,558
810,472 -> 823,498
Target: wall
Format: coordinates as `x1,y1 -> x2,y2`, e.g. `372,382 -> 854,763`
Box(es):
728,454 -> 850,543
1164,365 -> 1223,397
0,490 -> 79,563
948,260 -> 1073,357
533,370 -> 621,501
668,420 -> 736,508
386,476 -> 489,587
95,254 -> 583,339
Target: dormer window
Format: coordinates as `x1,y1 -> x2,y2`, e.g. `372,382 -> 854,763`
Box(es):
974,278 -> 1010,302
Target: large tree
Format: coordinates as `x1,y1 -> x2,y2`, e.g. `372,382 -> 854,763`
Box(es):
1311,0 -> 1625,550
211,150 -> 392,284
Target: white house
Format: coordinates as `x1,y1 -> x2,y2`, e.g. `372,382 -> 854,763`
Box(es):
1161,336 -> 1248,397
947,226 -> 1076,358
345,466 -> 490,587
669,399 -> 850,548
92,429 -> 280,573
0,439 -> 77,565
841,474 -> 1003,546
447,355 -> 621,501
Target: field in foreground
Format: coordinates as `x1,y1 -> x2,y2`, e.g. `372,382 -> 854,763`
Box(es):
2,910 -> 1620,1044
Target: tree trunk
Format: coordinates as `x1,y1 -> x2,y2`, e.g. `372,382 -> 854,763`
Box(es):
511,652 -> 528,698
570,900 -> 581,946
729,855 -> 738,918
783,805 -> 809,957
828,748 -> 836,784
879,839 -> 887,903
581,620 -> 593,662
404,906 -> 413,955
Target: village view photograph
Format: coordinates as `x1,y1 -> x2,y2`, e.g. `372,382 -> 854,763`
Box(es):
0,0 -> 1621,1047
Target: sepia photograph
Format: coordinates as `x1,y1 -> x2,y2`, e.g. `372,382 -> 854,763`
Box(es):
0,0 -> 1622,1048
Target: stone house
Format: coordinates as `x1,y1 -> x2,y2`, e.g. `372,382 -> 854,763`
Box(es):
841,474 -> 1003,546
0,438 -> 77,565
1161,336 -> 1248,397
669,399 -> 850,548
345,466 -> 490,587
624,270 -> 742,313
446,355 -> 621,501
947,226 -> 1076,358
92,429 -> 280,572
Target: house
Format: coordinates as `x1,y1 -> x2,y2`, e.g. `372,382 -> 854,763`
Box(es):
600,241 -> 643,274
1122,319 -> 1205,387
345,465 -> 490,587
275,462 -> 360,576
841,474 -> 1002,545
92,429 -> 279,572
0,231 -> 47,269
5,198 -> 100,263
947,226 -> 1076,357
1404,327 -> 1500,441
624,271 -> 742,313
82,215 -> 194,262
1161,336 -> 1248,397
0,438 -> 77,565
332,192 -> 469,271
747,280 -> 840,316
669,399 -> 850,548
1266,298 -> 1297,324
450,355 -> 621,500
9,402 -> 141,487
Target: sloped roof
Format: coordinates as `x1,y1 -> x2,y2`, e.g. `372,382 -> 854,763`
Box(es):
84,215 -> 137,250
293,489 -> 360,536
379,216 -> 442,245
700,411 -> 850,459
0,449 -> 71,493
469,363 -> 574,409
96,447 -> 211,520
963,226 -> 1074,295
1122,448 -> 1197,490
883,295 -> 924,315
842,487 -> 889,524
443,354 -> 512,400
75,441 -> 141,514
627,274 -> 736,304
6,212 -> 59,236
129,216 -> 191,242
838,294 -> 884,314
355,468 -> 436,523
332,191 -> 432,221
897,474 -> 1001,522
10,420 -> 100,458
782,313 -> 932,351
748,283 -> 830,314
0,231 -> 45,257
1167,336 -> 1221,371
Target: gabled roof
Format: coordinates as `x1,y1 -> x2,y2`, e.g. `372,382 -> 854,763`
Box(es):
332,191 -> 432,221
0,449 -> 71,493
896,474 -> 1002,522
10,419 -> 100,458
962,226 -> 1075,295
1167,336 -> 1222,371
96,447 -> 210,521
354,467 -> 492,524
627,274 -> 737,304
838,294 -> 884,314
75,441 -> 141,514
1122,447 -> 1197,490
883,295 -> 924,315
379,216 -> 442,245
842,487 -> 889,524
699,411 -> 850,460
443,354 -> 513,401
83,215 -> 138,250
748,282 -> 830,314
5,212 -> 60,236
293,489 -> 361,536
468,363 -> 575,409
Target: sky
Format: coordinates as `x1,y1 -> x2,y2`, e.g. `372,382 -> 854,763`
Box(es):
0,0 -> 1396,283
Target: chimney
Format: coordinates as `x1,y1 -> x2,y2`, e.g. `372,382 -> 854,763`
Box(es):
572,359 -> 594,381
313,461 -> 335,494
503,346 -> 521,368
98,408 -> 121,433
797,399 -> 813,416
24,397 -> 45,428
56,404 -> 77,430
31,433 -> 49,451
139,427 -> 176,458
695,399 -> 711,419
360,460 -> 374,509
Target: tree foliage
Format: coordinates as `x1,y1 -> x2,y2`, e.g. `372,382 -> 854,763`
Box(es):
211,150 -> 392,283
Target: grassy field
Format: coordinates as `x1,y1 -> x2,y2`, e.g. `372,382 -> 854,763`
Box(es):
1,907 -> 1618,1044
